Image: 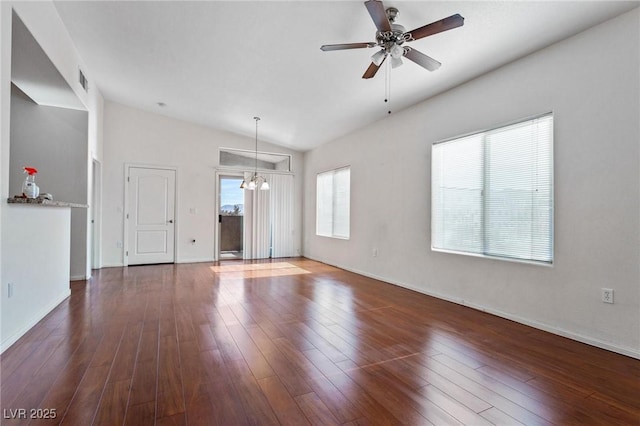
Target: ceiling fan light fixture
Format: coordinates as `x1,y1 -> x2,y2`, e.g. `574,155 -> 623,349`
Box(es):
260,180 -> 269,190
371,49 -> 386,66
391,56 -> 403,68
390,44 -> 404,59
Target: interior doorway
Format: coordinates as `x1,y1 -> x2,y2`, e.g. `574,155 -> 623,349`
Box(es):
219,175 -> 244,260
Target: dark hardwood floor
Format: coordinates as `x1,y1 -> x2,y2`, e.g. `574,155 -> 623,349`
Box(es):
1,258 -> 639,425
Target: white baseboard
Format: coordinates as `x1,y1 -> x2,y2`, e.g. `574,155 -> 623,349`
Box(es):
0,289 -> 71,354
100,259 -> 215,268
70,275 -> 89,281
305,255 -> 640,360
100,262 -> 124,268
177,257 -> 214,264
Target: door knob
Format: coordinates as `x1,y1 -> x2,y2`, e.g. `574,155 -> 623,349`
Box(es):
168,219 -> 174,223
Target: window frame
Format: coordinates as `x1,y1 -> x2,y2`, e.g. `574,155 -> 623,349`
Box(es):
316,166 -> 351,240
219,147 -> 292,172
431,112 -> 554,266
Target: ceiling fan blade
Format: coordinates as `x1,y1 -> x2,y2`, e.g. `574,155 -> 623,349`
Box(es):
362,56 -> 386,79
405,48 -> 441,71
364,0 -> 391,32
320,42 -> 376,51
405,13 -> 464,41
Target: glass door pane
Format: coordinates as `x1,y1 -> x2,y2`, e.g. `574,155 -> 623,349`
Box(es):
219,176 -> 244,259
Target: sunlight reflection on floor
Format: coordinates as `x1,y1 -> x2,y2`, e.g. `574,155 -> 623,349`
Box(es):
210,262 -> 311,278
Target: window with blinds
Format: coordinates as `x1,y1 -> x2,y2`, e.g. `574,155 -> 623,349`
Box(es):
316,166 -> 350,239
432,113 -> 553,264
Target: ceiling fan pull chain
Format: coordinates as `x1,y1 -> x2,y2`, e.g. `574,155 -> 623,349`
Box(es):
384,59 -> 388,105
386,60 -> 392,115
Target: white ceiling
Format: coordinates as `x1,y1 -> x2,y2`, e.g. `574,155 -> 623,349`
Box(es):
53,1 -> 638,151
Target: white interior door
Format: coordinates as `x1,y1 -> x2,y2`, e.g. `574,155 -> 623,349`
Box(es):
127,167 -> 176,265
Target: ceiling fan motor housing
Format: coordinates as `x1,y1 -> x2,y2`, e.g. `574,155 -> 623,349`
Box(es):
376,27 -> 407,56
373,7 -> 409,56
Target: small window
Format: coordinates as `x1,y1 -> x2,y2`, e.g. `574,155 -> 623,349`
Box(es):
316,166 -> 350,239
219,148 -> 291,172
432,113 -> 553,264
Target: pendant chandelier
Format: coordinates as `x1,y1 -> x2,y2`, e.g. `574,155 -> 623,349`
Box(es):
240,116 -> 269,191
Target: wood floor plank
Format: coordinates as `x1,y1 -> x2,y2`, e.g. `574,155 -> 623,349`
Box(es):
194,323 -> 218,351
480,406 -> 527,426
327,369 -> 421,425
0,334 -> 68,408
258,375 -> 312,426
262,346 -> 313,397
209,322 -> 245,363
226,358 -> 280,425
347,363 -> 455,426
108,322 -> 143,383
404,356 -> 492,413
29,335 -> 102,426
156,335 -> 186,419
0,259 -> 637,426
4,335 -> 79,413
227,323 -> 275,380
128,359 -> 158,407
418,355 -> 554,426
245,323 -> 281,355
421,384 -> 494,426
275,339 -> 362,423
92,379 -> 130,425
58,365 -> 111,425
182,382 -> 217,426
295,391 -> 342,426
202,375 -> 250,425
186,346 -> 249,425
124,401 -> 156,426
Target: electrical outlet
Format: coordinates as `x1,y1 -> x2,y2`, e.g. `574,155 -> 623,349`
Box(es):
7,282 -> 14,298
601,288 -> 614,304
372,248 -> 378,257
116,241 -> 123,248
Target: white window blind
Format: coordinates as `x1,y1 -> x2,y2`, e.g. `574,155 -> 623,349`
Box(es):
432,114 -> 553,264
316,167 -> 350,239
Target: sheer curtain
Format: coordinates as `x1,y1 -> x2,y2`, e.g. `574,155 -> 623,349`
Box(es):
242,172 -> 294,260
269,174 -> 295,258
243,172 -> 270,259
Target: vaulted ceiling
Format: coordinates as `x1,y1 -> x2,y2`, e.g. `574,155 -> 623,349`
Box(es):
53,1 -> 639,151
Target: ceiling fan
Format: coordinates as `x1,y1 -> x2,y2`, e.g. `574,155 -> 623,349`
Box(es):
320,0 -> 464,79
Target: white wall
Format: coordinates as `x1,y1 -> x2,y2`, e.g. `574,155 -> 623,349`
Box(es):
0,1 -> 104,352
102,102 -> 303,267
9,86 -> 89,280
0,206 -> 71,352
303,9 -> 640,358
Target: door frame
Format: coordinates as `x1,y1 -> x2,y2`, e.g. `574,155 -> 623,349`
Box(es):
215,170 -> 245,261
91,159 -> 102,270
123,163 -> 178,267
